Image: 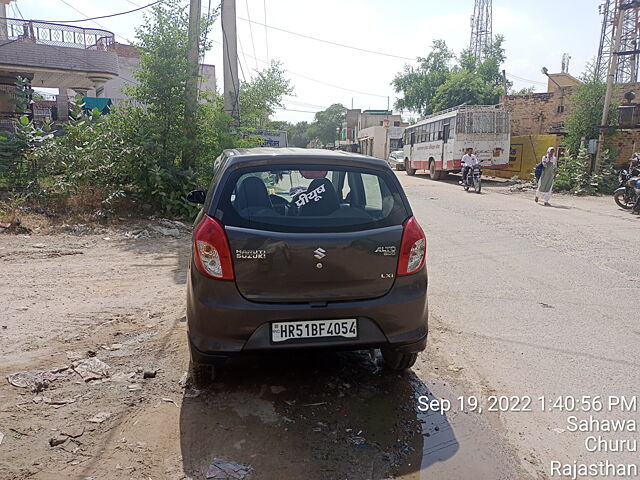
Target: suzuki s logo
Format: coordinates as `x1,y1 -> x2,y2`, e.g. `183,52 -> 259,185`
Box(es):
313,248 -> 326,260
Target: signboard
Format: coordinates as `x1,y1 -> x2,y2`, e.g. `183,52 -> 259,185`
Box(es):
243,129 -> 288,148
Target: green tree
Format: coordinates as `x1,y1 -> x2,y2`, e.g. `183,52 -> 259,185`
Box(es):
305,104 -> 346,145
564,62 -> 617,155
392,36 -> 510,114
239,61 -> 293,129
510,86 -> 536,95
431,36 -> 510,111
392,40 -> 454,115
128,0 -> 216,166
287,121 -> 310,147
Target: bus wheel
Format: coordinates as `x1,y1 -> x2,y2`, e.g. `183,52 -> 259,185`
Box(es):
429,161 -> 441,180
405,159 -> 416,176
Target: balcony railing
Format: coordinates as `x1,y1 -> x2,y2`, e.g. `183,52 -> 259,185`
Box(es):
3,17 -> 115,51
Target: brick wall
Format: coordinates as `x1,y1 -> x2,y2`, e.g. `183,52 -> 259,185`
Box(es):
107,42 -> 140,58
500,88 -> 576,136
606,129 -> 640,166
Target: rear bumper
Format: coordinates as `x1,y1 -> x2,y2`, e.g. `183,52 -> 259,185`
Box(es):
187,264 -> 428,364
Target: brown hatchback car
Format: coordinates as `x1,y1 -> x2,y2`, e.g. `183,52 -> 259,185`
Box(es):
186,148 -> 428,384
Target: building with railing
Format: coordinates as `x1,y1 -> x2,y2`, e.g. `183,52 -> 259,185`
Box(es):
0,2 -> 119,127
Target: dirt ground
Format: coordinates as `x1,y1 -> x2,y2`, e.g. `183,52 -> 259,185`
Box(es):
0,216 -> 524,480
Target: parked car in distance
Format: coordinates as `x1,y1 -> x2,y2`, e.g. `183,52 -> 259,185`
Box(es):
388,150 -> 405,170
186,148 -> 428,385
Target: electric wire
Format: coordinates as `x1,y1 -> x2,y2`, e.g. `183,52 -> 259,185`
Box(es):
274,107 -> 319,114
13,0 -> 25,19
244,0 -> 259,70
32,1 -> 162,24
57,0 -> 135,44
506,72 -> 546,86
236,16 -> 415,61
237,33 -> 250,81
263,0 -> 269,63
212,40 -> 388,98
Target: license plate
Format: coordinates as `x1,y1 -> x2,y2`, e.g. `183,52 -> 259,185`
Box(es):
271,319 -> 358,343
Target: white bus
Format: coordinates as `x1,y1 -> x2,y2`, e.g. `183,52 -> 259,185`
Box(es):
402,105 -> 510,180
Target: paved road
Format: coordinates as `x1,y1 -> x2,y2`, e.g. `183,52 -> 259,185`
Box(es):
400,171 -> 640,478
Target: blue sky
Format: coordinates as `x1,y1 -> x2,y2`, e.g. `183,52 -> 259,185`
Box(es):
9,0 -> 603,123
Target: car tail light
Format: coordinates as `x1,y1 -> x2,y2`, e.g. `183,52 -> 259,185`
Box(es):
193,215 -> 234,280
397,216 -> 426,276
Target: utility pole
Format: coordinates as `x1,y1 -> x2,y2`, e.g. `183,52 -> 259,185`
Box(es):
222,0 -> 240,125
595,2 -> 627,172
183,0 -> 201,169
502,69 -> 507,95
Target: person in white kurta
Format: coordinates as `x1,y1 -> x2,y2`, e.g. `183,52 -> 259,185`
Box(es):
459,148 -> 480,185
535,147 -> 557,205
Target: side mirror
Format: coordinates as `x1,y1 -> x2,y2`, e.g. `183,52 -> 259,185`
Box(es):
186,189 -> 206,204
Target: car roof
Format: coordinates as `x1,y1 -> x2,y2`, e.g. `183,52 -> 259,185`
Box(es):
221,147 -> 389,169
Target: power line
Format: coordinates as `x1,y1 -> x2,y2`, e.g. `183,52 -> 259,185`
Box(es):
505,73 -> 546,86
263,0 -> 269,63
212,40 -> 388,98
33,1 -> 161,24
284,98 -> 327,109
237,17 -> 416,61
237,33 -> 250,80
58,0 -> 135,44
275,107 -> 319,114
244,0 -> 259,70
14,0 -> 25,19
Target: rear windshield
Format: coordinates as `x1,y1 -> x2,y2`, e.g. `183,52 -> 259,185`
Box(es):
214,164 -> 409,233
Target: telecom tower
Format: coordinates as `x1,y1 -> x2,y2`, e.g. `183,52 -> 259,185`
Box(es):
596,0 -> 640,83
469,0 -> 492,61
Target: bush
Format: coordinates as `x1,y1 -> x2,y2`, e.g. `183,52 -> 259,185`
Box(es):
554,147 -> 618,195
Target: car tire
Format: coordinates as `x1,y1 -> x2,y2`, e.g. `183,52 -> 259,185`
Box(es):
190,360 -> 216,387
381,347 -> 418,371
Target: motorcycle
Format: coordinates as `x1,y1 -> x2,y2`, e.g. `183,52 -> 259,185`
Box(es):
613,157 -> 640,209
461,163 -> 482,194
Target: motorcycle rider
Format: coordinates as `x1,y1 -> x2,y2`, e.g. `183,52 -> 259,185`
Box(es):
460,147 -> 480,185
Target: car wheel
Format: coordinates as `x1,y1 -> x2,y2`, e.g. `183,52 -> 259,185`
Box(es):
190,360 -> 216,387
381,347 -> 418,371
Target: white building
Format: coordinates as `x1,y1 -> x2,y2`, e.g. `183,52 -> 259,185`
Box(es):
87,43 -> 216,104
